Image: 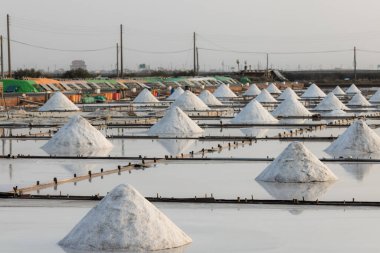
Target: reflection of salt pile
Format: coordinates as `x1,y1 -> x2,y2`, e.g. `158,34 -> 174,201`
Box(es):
232,100 -> 278,124
256,142 -> 337,183
171,91 -> 210,110
323,109 -> 349,116
347,93 -> 371,106
332,86 -> 346,96
278,87 -> 300,100
133,88 -> 159,103
301,83 -> 326,98
266,83 -> 281,94
87,109 -> 124,117
314,92 -> 348,111
39,92 -> 79,112
167,87 -> 184,100
213,83 -> 237,98
59,184 -> 192,251
159,139 -> 196,155
346,83 -> 361,94
326,120 -> 380,156
342,163 -> 373,181
198,90 -> 222,106
272,96 -> 312,117
369,89 -> 380,103
255,89 -> 277,103
148,106 -> 204,136
243,84 -> 261,96
240,128 -> 269,137
42,115 -> 113,155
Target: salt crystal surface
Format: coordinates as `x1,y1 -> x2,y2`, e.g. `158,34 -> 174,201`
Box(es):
231,100 -> 278,124
346,84 -> 361,94
213,84 -> 237,98
243,84 -> 261,96
167,87 -> 184,100
133,88 -> 159,103
255,89 -> 277,103
314,92 -> 348,111
278,87 -> 300,100
272,96 -> 311,117
39,92 -> 79,112
369,89 -> 380,103
171,90 -> 210,110
332,86 -> 346,95
301,83 -> 326,98
266,83 -> 281,94
347,93 -> 371,106
198,90 -> 223,106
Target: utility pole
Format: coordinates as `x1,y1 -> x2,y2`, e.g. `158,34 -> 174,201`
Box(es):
7,14 -> 11,78
0,35 -> 3,78
120,24 -> 124,78
196,47 -> 200,74
116,43 -> 119,77
354,46 -> 357,82
266,53 -> 269,80
193,32 -> 197,76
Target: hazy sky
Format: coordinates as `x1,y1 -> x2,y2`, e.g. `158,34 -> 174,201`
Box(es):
2,0 -> 380,71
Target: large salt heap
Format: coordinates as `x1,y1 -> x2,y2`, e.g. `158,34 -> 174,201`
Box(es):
133,88 -> 159,103
332,86 -> 346,96
213,84 -> 237,98
325,120 -> 380,156
314,92 -> 348,111
346,84 -> 361,94
256,142 -> 337,183
243,84 -> 261,96
167,87 -> 184,100
42,115 -> 113,155
347,93 -> 371,106
255,89 -> 277,103
278,87 -> 300,100
266,83 -> 281,94
39,92 -> 79,112
369,89 -> 380,103
231,100 -> 278,124
301,83 -> 326,98
148,106 -> 204,136
59,184 -> 192,251
171,90 -> 210,110
272,96 -> 312,117
198,90 -> 223,106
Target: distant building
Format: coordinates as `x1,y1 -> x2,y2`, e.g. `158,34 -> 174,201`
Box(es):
70,60 -> 87,70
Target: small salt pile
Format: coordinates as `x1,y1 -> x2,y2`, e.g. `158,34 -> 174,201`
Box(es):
171,90 -> 210,110
314,92 -> 348,111
198,90 -> 223,106
213,83 -> 237,98
325,120 -> 380,156
332,86 -> 346,96
369,89 -> 380,103
266,83 -> 281,94
255,89 -> 277,103
133,88 -> 159,103
167,87 -> 184,100
148,106 -> 204,136
301,83 -> 326,98
231,100 -> 278,124
256,142 -> 337,183
347,93 -> 371,106
39,92 -> 79,112
59,184 -> 192,251
243,84 -> 261,96
323,109 -> 348,116
272,96 -> 311,117
346,83 -> 361,94
277,87 -> 300,100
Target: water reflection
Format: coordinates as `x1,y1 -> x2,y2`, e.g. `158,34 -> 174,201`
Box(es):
61,244 -> 189,253
240,128 -> 269,138
341,163 -> 374,181
42,146 -> 113,157
62,163 -> 101,176
279,119 -> 306,125
158,139 -> 196,156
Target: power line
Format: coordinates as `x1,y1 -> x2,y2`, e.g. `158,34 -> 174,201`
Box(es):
123,47 -> 192,54
198,47 -> 353,55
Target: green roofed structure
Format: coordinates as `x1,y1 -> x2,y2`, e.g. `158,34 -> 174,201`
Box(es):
0,79 -> 39,93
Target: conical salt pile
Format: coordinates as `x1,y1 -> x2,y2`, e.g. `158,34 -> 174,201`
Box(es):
42,115 -> 113,155
39,92 -> 79,112
256,142 -> 337,183
231,100 -> 278,124
59,184 -> 192,251
369,89 -> 380,103
325,120 -> 380,156
148,106 -> 204,136
347,93 -> 371,106
198,90 -> 223,106
346,83 -> 361,94
213,83 -> 237,98
133,88 -> 159,103
255,89 -> 277,103
323,109 -> 348,116
171,90 -> 210,110
314,92 -> 348,111
167,87 -> 184,100
243,84 -> 261,96
301,83 -> 326,98
332,86 -> 346,96
272,96 -> 312,117
278,87 -> 300,100
266,83 -> 281,94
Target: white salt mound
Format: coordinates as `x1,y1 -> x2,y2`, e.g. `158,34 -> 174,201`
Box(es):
256,142 -> 337,183
167,87 -> 184,100
323,109 -> 348,116
332,86 -> 346,95
272,96 -> 311,117
266,83 -> 281,94
39,92 -> 79,112
231,100 -> 278,124
301,83 -> 326,98
347,93 -> 371,106
42,115 -> 113,155
58,184 -> 192,251
243,84 -> 261,96
278,87 -> 300,100
213,83 -> 237,98
133,88 -> 159,103
369,89 -> 380,103
314,92 -> 348,111
346,83 -> 361,94
325,120 -> 380,156
198,90 -> 222,106
255,89 -> 277,103
171,90 -> 210,110
148,106 -> 204,136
